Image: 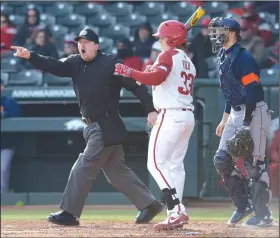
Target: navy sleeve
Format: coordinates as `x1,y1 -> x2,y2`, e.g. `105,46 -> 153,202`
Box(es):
28,52 -> 76,77
224,102 -> 231,114
233,50 -> 264,126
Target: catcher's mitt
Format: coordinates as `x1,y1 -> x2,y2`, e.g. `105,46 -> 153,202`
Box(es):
226,128 -> 254,158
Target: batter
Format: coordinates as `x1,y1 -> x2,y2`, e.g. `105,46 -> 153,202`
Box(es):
114,20 -> 196,230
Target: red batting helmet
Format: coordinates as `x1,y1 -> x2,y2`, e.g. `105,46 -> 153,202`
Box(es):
152,20 -> 187,47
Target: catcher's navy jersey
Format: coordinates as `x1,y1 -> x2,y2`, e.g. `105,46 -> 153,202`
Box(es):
218,43 -> 264,113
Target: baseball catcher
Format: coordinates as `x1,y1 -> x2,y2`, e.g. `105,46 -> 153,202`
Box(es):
209,16 -> 273,227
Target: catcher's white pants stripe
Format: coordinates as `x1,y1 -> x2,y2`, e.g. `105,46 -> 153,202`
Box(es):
147,109 -> 195,202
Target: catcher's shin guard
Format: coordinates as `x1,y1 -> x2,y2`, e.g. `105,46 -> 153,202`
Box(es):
224,175 -> 251,211
245,158 -> 272,218
213,150 -> 251,210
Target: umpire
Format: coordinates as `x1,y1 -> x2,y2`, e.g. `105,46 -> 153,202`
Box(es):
11,28 -> 163,226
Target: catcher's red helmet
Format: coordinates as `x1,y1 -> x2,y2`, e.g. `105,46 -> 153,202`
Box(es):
153,20 -> 187,47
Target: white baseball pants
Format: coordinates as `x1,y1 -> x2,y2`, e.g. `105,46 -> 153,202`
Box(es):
147,108 -> 195,202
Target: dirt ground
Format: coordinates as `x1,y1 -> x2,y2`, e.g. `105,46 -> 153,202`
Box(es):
1,204 -> 279,237
1,220 -> 279,237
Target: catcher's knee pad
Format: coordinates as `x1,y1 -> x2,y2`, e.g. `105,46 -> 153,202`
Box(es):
213,150 -> 234,178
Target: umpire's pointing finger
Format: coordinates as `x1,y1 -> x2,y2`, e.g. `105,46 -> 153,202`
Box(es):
11,46 -> 24,51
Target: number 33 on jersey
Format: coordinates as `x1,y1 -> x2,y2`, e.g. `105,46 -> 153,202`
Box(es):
152,49 -> 196,110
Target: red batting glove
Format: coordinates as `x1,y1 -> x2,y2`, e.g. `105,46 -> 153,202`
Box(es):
114,63 -> 133,77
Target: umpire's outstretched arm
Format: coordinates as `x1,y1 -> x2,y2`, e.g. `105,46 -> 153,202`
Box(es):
11,46 -> 74,78
28,52 -> 74,78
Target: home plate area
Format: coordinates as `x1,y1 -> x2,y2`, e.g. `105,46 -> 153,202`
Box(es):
1,220 -> 279,237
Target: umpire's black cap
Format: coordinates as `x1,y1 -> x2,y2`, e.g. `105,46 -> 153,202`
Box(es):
74,28 -> 99,44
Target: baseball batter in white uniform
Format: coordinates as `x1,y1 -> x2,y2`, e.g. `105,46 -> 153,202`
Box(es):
114,20 -> 196,230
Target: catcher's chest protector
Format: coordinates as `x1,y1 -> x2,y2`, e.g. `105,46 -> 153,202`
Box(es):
218,44 -> 246,106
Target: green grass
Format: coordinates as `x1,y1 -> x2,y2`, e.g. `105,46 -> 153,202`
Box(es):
2,208 -> 279,222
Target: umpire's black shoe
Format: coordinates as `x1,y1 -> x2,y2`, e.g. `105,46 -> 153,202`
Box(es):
135,200 -> 164,224
47,211 -> 79,226
227,206 -> 254,226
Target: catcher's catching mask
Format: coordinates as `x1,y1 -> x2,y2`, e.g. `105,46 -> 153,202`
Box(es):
208,17 -> 241,53
208,17 -> 229,53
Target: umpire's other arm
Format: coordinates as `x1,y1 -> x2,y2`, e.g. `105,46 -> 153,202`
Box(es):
11,28 -> 156,146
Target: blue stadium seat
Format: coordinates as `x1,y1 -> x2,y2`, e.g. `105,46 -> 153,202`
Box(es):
147,13 -> 179,26
135,2 -> 165,16
40,13 -> 56,26
15,3 -> 43,15
150,24 -> 158,35
225,12 -> 241,19
272,23 -> 279,42
111,47 -> 117,55
8,14 -> 25,25
9,69 -> 43,86
43,73 -> 72,86
1,58 -> 25,73
98,37 -> 114,53
4,2 -> 25,7
260,69 -> 278,81
45,3 -> 73,17
1,3 -> 13,15
53,38 -> 65,52
87,13 -> 116,28
49,25 -> 69,40
203,2 -> 229,17
71,25 -> 100,36
205,56 -> 217,71
259,12 -> 277,26
104,2 -> 133,17
57,14 -> 86,29
73,2 -> 104,17
100,24 -> 130,41
2,51 -> 15,59
167,2 -> 196,17
117,13 -> 147,28
35,1 -> 55,7
208,69 -> 218,79
227,2 -> 245,9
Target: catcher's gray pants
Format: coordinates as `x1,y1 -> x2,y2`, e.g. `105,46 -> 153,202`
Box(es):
219,101 -> 271,163
60,121 -> 155,218
219,101 -> 271,182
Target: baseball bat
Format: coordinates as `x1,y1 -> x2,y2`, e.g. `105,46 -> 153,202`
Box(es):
185,7 -> 206,30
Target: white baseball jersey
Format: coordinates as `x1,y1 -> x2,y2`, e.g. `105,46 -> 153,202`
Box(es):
152,49 -> 196,111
